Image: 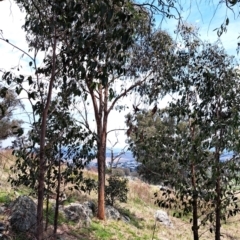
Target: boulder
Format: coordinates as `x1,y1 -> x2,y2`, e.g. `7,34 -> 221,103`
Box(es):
121,215 -> 130,223
0,222 -> 5,232
0,206 -> 6,214
63,203 -> 92,227
82,201 -> 96,218
105,205 -> 121,220
155,210 -> 173,227
9,195 -> 37,233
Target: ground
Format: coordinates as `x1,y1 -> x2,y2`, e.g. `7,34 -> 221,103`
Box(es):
1,150 -> 240,240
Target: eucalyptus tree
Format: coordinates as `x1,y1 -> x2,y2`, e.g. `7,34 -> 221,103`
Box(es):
0,1 -> 157,236
12,0 -> 177,222
126,22 -> 240,239
42,94 -> 96,234
2,0 -> 103,237
69,26 -> 176,220
2,1 -> 178,234
0,86 -> 23,141
9,90 -> 96,233
125,109 -> 181,184
161,25 -> 240,240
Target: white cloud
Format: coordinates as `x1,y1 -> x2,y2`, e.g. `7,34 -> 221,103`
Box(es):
0,1 -> 28,66
179,1 -> 239,56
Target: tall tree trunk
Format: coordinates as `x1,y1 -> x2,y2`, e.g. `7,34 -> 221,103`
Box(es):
97,85 -> 108,220
215,152 -> 221,240
97,140 -> 106,219
215,107 -> 222,240
190,124 -> 199,240
54,146 -> 62,235
191,163 -> 199,240
36,27 -> 57,240
45,168 -> 51,231
89,84 -> 108,220
37,112 -> 48,239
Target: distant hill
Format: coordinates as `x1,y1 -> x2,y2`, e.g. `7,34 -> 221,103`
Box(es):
105,150 -> 135,163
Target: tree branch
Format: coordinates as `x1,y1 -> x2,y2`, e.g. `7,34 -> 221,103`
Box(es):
107,72 -> 153,115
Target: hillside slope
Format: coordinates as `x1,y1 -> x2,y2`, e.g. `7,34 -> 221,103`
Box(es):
0,150 -> 240,240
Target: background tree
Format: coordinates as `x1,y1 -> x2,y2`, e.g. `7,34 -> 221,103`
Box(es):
127,23 -> 240,240
163,26 -> 240,239
0,86 -> 23,143
126,109 -> 182,184
107,134 -> 128,174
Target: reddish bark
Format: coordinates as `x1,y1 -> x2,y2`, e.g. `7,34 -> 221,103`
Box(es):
36,29 -> 57,240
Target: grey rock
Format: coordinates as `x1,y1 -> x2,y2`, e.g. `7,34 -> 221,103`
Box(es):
155,210 -> 173,227
0,222 -> 5,232
10,195 -> 37,233
63,203 -> 92,227
82,201 -> 96,218
0,207 -> 5,214
121,215 -> 130,223
105,205 -> 121,220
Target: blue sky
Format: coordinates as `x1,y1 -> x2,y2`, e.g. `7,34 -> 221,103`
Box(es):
0,0 -> 239,148
157,1 -> 240,57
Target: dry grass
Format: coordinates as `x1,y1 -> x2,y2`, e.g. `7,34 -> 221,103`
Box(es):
1,150 -> 240,239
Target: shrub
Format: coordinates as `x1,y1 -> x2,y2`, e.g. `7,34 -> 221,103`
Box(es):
105,176 -> 128,206
122,168 -> 130,176
112,168 -> 125,177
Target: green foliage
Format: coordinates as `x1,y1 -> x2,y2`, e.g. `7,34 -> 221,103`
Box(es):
112,168 -> 126,177
154,25 -> 240,239
105,176 -> 128,206
0,86 -> 23,141
126,24 -> 240,240
43,203 -> 70,226
0,192 -> 12,204
80,178 -> 98,194
126,110 -> 182,184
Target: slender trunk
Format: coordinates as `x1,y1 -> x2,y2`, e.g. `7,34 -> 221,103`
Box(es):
37,114 -> 48,239
45,168 -> 51,231
97,140 -> 106,219
44,191 -> 49,231
190,122 -> 199,240
215,105 -> 222,240
110,149 -> 113,174
191,163 -> 199,240
215,176 -> 221,240
88,84 -> 106,219
215,152 -> 221,240
36,25 -> 57,239
54,153 -> 61,234
96,85 -> 108,220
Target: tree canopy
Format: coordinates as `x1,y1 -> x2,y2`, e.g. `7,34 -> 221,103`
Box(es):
0,86 -> 23,142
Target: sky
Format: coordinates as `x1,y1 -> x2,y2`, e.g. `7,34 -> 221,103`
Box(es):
0,0 -> 240,149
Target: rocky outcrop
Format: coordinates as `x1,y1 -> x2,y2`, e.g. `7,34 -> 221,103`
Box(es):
105,205 -> 121,220
9,195 -> 37,233
63,201 -> 95,227
64,202 -> 128,223
121,214 -> 130,223
155,210 -> 173,227
0,222 -> 6,237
